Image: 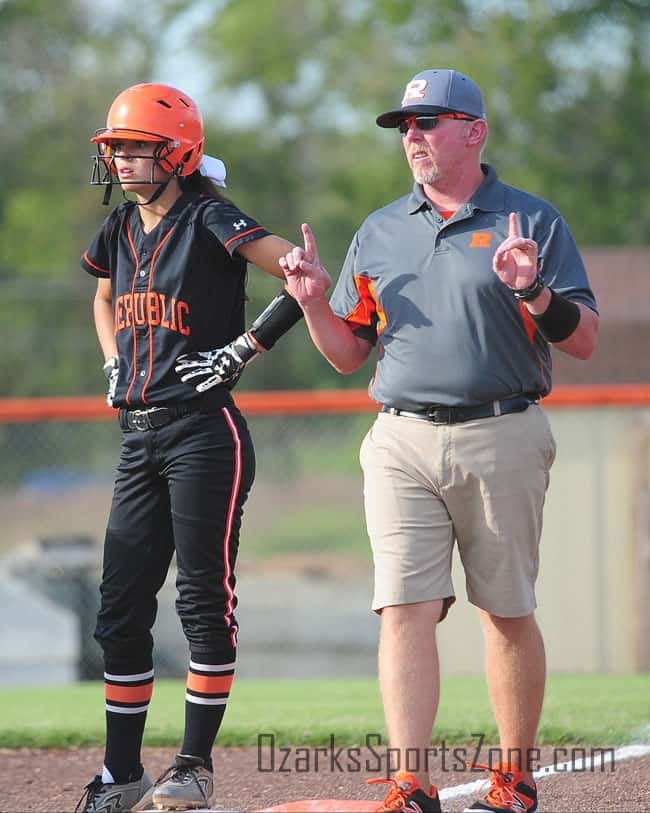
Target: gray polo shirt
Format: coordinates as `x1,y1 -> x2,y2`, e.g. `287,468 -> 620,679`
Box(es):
329,164 -> 597,409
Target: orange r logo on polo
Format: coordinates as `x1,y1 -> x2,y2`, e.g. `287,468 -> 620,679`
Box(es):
470,232 -> 493,248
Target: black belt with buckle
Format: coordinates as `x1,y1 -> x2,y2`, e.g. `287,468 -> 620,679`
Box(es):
119,400 -> 202,432
381,395 -> 537,425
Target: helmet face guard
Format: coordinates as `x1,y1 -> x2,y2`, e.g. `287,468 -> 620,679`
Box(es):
90,83 -> 205,195
90,138 -> 172,187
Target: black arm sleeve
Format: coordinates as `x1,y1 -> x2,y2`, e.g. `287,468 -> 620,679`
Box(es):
530,289 -> 581,343
249,289 -> 304,350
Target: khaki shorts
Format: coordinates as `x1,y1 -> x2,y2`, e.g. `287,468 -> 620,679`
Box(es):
359,404 -> 556,619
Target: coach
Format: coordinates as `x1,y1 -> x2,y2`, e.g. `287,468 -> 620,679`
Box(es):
280,68 -> 598,813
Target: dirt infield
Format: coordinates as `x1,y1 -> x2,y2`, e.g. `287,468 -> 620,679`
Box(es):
2,745 -> 649,812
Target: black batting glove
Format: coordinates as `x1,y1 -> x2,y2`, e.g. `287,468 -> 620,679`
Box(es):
175,334 -> 259,392
103,356 -> 119,407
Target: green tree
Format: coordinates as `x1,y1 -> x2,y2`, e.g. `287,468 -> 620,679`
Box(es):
0,0 -> 158,396
1,0 -> 649,396
161,0 -> 649,391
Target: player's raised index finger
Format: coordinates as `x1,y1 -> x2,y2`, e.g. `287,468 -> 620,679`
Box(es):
508,212 -> 520,239
302,223 -> 318,257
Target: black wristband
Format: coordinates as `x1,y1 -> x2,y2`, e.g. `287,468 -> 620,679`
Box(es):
529,289 -> 581,343
512,273 -> 545,302
249,289 -> 304,350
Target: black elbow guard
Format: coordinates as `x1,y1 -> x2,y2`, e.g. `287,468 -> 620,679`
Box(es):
530,289 -> 581,343
249,289 -> 304,350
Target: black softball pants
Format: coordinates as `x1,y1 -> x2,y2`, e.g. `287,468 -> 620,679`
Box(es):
94,403 -> 255,667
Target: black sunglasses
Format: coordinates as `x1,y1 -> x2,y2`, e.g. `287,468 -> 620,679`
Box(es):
398,113 -> 477,134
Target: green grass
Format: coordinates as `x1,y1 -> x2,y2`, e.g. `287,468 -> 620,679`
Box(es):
1,674 -> 648,748
242,507 -> 370,557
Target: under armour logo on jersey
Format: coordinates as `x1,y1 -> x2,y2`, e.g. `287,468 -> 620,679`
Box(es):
233,219 -> 248,230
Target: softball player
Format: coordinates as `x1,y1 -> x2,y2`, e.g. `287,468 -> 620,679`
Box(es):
76,83 -> 302,812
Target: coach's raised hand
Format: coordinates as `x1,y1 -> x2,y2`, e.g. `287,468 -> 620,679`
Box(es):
280,223 -> 370,375
493,212 -> 539,291
280,223 -> 331,307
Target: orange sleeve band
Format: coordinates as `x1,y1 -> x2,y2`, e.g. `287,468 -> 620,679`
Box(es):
83,251 -> 109,276
224,226 -> 265,250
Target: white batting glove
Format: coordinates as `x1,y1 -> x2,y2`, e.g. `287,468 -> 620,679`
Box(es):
103,356 -> 119,407
175,334 -> 259,392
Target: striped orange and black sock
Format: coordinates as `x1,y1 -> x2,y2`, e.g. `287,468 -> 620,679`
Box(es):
103,667 -> 154,783
180,654 -> 235,765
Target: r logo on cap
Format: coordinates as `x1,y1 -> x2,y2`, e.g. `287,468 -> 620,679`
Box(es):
402,79 -> 428,104
376,68 -> 487,129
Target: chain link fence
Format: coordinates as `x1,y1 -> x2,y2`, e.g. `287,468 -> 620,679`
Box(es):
0,409 -> 377,685
3,397 -> 650,682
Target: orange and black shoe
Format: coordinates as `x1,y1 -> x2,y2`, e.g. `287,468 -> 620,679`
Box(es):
464,763 -> 538,812
368,770 -> 442,813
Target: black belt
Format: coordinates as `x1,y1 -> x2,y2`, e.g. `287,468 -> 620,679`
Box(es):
381,395 -> 536,425
119,400 -> 203,431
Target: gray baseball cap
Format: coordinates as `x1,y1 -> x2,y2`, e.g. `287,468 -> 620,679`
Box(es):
376,68 -> 486,128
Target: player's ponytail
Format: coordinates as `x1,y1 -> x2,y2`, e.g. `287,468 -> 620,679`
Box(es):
181,170 -> 234,204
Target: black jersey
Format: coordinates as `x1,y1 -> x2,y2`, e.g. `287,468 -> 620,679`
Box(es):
81,191 -> 270,407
